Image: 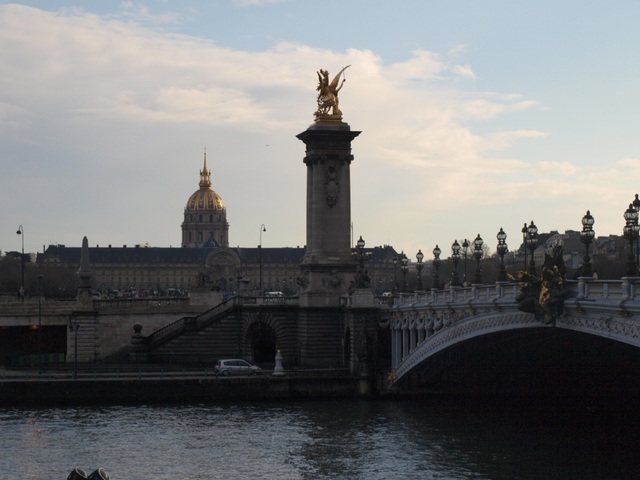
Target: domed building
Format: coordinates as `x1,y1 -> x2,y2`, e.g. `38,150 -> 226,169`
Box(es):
38,154 -> 398,298
181,154 -> 229,248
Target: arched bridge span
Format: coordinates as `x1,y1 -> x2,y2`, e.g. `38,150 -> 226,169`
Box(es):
386,278 -> 640,395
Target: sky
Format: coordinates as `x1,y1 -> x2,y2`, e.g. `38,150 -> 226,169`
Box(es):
2,0 -> 640,261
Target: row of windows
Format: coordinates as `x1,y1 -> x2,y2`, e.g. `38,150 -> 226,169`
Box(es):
185,214 -> 226,223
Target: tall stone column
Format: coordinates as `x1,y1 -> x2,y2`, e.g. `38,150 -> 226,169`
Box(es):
297,123 -> 360,307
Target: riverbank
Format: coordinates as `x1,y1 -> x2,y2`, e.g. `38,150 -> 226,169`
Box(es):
0,372 -> 378,405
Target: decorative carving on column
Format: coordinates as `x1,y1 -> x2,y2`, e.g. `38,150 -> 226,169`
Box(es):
325,166 -> 339,207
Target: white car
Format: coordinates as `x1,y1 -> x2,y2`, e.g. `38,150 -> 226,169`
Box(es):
215,359 -> 262,376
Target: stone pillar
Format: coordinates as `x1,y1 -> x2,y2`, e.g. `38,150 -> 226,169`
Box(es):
296,123 -> 361,307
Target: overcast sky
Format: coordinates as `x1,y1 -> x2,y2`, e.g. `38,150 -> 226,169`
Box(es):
2,0 -> 640,261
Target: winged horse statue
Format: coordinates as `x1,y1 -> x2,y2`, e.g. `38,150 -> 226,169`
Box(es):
315,65 -> 350,118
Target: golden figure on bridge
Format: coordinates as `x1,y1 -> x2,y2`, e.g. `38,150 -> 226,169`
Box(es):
315,65 -> 350,119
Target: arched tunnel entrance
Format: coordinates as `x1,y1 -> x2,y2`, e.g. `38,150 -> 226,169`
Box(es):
247,321 -> 277,364
401,328 -> 640,401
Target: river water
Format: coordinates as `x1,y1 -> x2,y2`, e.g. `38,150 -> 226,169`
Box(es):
1,397 -> 639,480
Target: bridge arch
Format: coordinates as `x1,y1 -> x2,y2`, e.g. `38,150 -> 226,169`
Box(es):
388,282 -> 640,396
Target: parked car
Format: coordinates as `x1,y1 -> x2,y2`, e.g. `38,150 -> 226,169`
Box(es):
215,359 -> 262,376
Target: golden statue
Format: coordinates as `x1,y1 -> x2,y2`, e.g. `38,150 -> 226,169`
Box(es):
315,65 -> 350,119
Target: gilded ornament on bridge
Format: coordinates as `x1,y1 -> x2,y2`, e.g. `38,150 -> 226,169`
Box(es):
515,245 -> 570,325
314,66 -> 350,121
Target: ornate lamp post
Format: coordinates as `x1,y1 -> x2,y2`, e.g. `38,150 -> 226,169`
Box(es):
16,225 -> 24,301
259,224 -> 266,295
451,240 -> 461,287
401,253 -> 409,293
462,239 -> 470,286
415,249 -> 424,291
473,234 -> 484,284
633,194 -> 640,265
37,274 -> 43,373
526,221 -> 539,275
623,204 -> 638,276
393,256 -> 399,293
69,321 -> 80,379
521,223 -> 528,271
432,245 -> 441,290
496,228 -> 508,282
579,210 -> 595,277
353,235 -> 370,288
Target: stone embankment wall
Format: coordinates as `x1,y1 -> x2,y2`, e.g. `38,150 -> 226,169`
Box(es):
0,375 -> 375,405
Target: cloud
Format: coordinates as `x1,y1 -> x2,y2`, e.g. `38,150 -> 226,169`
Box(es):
451,64 -> 477,80
3,3 -> 632,257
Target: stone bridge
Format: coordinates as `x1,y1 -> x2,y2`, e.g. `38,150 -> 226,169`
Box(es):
385,277 -> 640,396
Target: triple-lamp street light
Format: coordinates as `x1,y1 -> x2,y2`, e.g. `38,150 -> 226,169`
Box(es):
526,221 -> 539,275
496,228 -> 508,282
472,234 -> 484,284
623,204 -> 639,276
580,210 -> 595,277
415,249 -> 424,291
432,245 -> 441,290
451,240 -> 461,287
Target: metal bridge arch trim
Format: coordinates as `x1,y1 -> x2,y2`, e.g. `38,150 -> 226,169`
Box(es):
391,310 -> 543,383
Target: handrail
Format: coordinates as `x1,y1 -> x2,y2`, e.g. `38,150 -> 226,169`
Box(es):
146,297 -> 238,350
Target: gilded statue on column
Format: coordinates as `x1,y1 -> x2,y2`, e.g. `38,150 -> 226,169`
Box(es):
315,65 -> 350,120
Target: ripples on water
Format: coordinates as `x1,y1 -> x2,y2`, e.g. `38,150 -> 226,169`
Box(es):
1,398 -> 640,479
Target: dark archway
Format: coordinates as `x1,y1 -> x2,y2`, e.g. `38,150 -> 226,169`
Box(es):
247,321 -> 276,364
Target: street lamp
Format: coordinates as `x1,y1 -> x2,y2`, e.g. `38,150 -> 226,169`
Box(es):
633,194 -> 640,265
623,204 -> 638,276
473,234 -> 484,284
259,224 -> 266,295
521,223 -> 528,271
451,240 -> 461,287
16,225 -> 24,301
415,249 -> 424,291
526,221 -> 539,275
393,256 -> 399,293
400,253 -> 409,293
37,274 -> 43,373
353,235 -> 370,288
69,321 -> 80,379
462,239 -> 470,286
432,245 -> 441,290
580,210 -> 595,277
496,228 -> 508,282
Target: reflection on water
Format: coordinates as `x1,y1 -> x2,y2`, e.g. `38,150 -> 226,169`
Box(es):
1,398 -> 640,479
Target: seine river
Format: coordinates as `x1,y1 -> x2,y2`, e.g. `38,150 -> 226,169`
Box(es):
1,397 -> 639,480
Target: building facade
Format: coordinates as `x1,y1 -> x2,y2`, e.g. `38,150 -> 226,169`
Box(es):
38,155 -> 399,298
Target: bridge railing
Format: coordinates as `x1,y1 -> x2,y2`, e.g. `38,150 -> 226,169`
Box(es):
573,277 -> 640,301
392,277 -> 640,309
393,282 -> 521,308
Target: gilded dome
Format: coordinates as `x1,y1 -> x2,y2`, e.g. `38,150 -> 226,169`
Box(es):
186,154 -> 225,212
